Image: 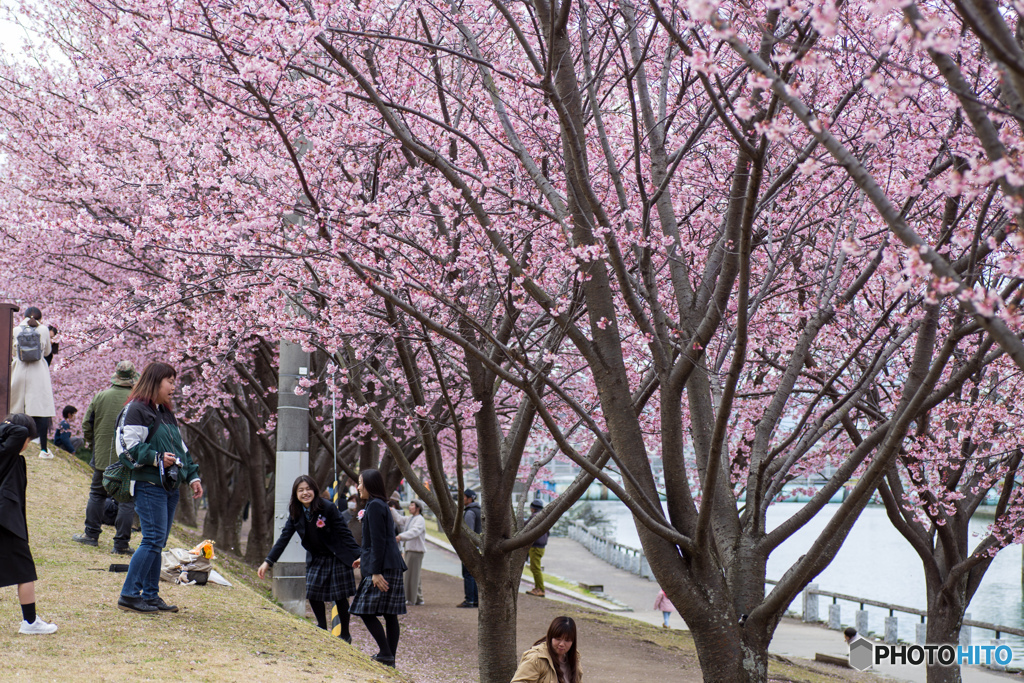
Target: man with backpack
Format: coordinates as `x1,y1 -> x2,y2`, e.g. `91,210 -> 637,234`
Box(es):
71,361 -> 138,555
457,488 -> 482,608
9,307 -> 56,458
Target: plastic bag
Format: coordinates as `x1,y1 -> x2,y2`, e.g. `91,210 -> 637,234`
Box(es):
190,539 -> 215,559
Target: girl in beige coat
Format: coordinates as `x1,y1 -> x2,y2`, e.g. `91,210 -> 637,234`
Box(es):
9,308 -> 55,457
511,616 -> 582,683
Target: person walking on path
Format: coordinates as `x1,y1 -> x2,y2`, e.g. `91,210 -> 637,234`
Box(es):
512,615 -> 583,683
0,414 -> 58,634
654,589 -> 676,629
525,499 -> 549,598
395,499 -> 426,606
350,468 -> 407,668
258,475 -> 361,641
72,361 -> 138,554
9,307 -> 56,459
115,362 -> 202,614
457,488 -> 481,608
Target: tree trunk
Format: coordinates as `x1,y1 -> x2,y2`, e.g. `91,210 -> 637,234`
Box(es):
244,426 -> 273,564
689,616 -> 770,683
175,494 -> 198,527
924,583 -> 965,683
476,548 -> 527,683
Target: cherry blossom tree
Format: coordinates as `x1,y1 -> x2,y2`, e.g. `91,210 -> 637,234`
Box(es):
877,354 -> 1024,683
3,0 -> 1024,680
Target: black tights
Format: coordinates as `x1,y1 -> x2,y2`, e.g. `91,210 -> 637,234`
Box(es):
310,599 -> 350,639
33,417 -> 48,453
360,614 -> 400,658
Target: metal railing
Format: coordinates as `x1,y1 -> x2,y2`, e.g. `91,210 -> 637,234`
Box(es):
566,523 -> 1020,665
786,579 -> 1023,666
567,520 -> 652,579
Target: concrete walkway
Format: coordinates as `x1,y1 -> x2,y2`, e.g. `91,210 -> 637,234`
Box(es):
423,535 -> 1017,683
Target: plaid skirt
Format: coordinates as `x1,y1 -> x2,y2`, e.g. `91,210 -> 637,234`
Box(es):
349,568 -> 407,616
306,553 -> 357,602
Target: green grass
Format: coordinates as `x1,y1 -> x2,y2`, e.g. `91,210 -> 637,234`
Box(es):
1,443 -> 408,683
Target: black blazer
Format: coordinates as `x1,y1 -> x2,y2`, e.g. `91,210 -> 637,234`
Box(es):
265,499 -> 360,567
0,424 -> 29,541
360,498 -> 407,575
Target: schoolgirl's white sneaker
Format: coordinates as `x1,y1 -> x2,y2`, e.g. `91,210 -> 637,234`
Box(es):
19,617 -> 58,634
38,451 -> 54,459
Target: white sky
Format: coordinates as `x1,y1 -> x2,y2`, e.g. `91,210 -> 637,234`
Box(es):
0,16 -> 28,58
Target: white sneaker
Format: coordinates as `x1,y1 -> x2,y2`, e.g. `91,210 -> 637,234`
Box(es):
19,618 -> 58,635
38,451 -> 54,459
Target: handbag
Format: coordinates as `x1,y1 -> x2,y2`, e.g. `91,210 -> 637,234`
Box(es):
102,462 -> 133,503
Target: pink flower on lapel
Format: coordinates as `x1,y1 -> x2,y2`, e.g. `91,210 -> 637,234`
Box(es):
316,516 -> 326,528
357,509 -> 365,520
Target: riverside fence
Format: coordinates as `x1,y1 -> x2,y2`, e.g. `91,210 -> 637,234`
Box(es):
568,521 -> 1021,664
567,520 -> 653,579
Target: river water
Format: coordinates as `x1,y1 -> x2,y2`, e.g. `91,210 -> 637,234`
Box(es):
587,500 -> 1024,662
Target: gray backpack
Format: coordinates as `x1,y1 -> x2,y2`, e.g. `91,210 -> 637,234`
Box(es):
16,325 -> 42,362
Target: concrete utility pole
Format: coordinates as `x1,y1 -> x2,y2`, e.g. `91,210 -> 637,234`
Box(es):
0,303 -> 20,417
273,339 -> 310,615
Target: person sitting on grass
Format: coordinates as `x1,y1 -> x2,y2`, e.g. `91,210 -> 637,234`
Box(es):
53,405 -> 84,453
0,414 -> 58,634
258,475 -> 361,642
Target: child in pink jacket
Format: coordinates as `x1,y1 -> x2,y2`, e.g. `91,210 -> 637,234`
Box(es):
654,588 -> 676,629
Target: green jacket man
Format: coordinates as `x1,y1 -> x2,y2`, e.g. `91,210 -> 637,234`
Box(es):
72,361 -> 138,554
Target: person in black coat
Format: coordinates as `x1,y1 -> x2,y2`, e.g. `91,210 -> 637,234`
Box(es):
258,475 -> 361,641
0,414 -> 58,634
350,468 -> 407,667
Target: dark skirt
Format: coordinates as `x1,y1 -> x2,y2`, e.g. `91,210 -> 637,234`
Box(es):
0,527 -> 37,587
306,553 -> 356,602
349,568 -> 407,616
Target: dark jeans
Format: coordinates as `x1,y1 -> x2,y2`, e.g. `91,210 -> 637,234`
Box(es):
462,564 -> 478,605
84,468 -> 135,547
121,482 -> 178,601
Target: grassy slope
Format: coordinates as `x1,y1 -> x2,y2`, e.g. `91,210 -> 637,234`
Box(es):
0,444 -> 406,683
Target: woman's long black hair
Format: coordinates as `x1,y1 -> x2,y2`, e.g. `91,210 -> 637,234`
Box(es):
533,616 -> 579,683
289,475 -> 325,520
359,468 -> 387,501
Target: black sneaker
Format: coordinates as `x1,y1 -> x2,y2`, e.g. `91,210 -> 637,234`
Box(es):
71,533 -> 99,547
456,601 -> 478,608
111,546 -> 135,556
117,595 -> 158,613
146,597 -> 179,613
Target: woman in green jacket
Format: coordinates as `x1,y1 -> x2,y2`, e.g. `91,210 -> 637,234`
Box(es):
114,362 -> 202,614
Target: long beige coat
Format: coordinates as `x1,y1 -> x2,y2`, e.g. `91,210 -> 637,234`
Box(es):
511,643 -> 583,683
9,319 -> 55,418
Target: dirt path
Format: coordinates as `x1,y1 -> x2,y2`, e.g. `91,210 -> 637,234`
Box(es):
374,569 -> 882,683
374,569 -> 700,683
